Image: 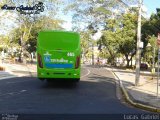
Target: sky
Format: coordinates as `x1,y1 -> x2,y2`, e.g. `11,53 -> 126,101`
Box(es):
143,0 -> 160,17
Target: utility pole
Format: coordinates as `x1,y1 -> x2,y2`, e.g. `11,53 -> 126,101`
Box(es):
157,33 -> 160,97
135,0 -> 142,86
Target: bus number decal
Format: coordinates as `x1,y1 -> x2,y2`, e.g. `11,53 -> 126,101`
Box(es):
67,52 -> 75,57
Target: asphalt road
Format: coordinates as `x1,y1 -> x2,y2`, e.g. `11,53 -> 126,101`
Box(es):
0,66 -> 152,120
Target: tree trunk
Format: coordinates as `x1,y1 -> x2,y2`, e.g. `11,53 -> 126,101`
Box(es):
131,57 -> 133,67
18,36 -> 23,63
130,52 -> 136,68
126,60 -> 130,68
125,54 -> 130,67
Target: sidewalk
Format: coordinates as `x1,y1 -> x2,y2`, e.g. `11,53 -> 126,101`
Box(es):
0,62 -> 37,78
107,67 -> 160,112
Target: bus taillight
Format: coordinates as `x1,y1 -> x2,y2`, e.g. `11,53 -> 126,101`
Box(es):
75,56 -> 80,69
38,53 -> 43,68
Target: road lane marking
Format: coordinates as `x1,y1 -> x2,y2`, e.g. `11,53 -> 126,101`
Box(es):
81,68 -> 90,78
20,90 -> 27,92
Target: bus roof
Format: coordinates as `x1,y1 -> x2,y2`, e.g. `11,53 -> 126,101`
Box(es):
38,30 -> 79,35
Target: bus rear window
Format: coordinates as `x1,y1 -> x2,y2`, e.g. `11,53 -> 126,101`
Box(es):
38,31 -> 79,50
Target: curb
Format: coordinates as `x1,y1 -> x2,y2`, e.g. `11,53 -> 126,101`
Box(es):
111,68 -> 160,113
0,76 -> 17,80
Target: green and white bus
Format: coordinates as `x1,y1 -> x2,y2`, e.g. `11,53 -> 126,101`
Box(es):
37,31 -> 81,82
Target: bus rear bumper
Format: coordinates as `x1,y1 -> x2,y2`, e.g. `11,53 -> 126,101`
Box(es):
37,68 -> 80,79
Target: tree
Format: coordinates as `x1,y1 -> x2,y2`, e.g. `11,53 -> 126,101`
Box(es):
64,0 -> 132,31
80,31 -> 92,62
118,13 -> 137,67
0,35 -> 10,52
141,10 -> 160,64
142,35 -> 158,65
65,0 -> 139,66
101,30 -> 119,65
97,12 -> 138,67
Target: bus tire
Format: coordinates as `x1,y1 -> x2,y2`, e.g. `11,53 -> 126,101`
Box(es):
47,79 -> 52,83
38,78 -> 45,81
75,78 -> 80,82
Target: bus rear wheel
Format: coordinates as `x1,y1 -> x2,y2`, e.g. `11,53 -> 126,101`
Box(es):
38,78 -> 45,81
75,78 -> 80,82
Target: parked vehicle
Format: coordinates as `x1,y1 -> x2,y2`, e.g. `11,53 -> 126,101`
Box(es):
140,63 -> 148,70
